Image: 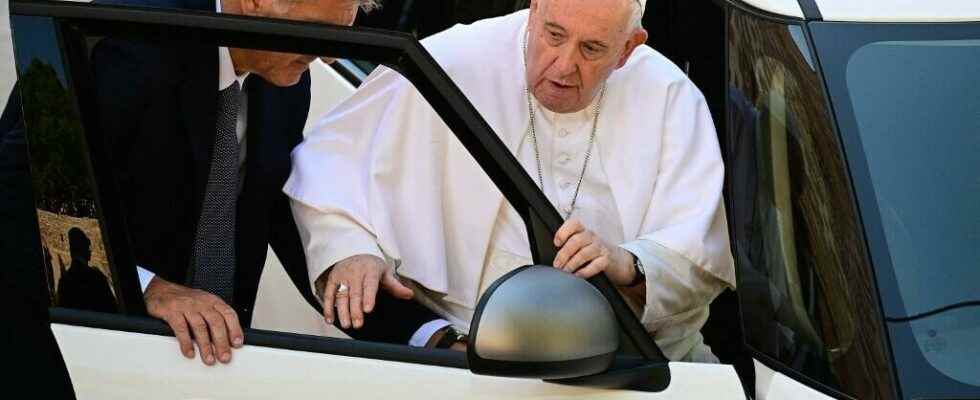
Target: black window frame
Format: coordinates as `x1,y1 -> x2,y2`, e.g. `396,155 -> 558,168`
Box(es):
11,0 -> 666,377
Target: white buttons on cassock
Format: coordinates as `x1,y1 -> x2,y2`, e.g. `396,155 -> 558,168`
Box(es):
560,181 -> 572,190
562,205 -> 573,214
557,153 -> 571,165
559,129 -> 569,137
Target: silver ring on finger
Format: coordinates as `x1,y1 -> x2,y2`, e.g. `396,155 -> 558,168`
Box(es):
335,283 -> 350,297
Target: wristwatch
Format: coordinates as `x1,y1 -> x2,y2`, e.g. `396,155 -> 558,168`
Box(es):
628,253 -> 646,287
434,326 -> 468,349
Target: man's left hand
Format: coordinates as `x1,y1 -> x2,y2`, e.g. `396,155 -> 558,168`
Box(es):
552,218 -> 636,286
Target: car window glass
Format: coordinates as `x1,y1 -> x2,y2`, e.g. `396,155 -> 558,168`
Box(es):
727,9 -> 894,399
348,1 -> 528,74
357,0 -> 529,38
10,15 -> 123,314
844,38 -> 980,389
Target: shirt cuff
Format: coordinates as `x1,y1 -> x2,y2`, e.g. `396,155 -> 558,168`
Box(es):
136,266 -> 155,293
408,319 -> 452,347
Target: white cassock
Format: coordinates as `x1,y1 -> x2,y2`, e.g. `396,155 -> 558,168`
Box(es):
284,9 -> 735,363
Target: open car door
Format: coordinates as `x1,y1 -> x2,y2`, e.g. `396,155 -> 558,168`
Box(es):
9,1 -> 743,398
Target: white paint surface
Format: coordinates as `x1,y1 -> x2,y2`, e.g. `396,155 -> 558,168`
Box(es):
251,247 -> 348,338
740,0 -> 805,19
754,359 -> 835,400
53,324 -> 745,400
815,0 -> 980,22
737,0 -> 980,22
2,0 -> 17,107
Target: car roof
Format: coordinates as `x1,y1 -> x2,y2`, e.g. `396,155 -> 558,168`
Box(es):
738,0 -> 980,22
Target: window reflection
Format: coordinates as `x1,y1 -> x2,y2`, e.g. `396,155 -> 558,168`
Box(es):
728,10 -> 894,399
11,15 -> 119,313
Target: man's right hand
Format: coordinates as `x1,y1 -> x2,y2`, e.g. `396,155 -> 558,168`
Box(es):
144,277 -> 244,366
319,254 -> 414,330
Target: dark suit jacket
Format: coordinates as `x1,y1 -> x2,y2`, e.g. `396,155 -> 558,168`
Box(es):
89,0 -> 437,342
2,86 -> 77,399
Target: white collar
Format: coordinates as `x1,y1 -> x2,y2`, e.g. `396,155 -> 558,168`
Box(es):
217,0 -> 249,91
218,47 -> 249,91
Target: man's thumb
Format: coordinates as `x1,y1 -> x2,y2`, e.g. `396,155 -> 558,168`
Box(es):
382,270 -> 414,300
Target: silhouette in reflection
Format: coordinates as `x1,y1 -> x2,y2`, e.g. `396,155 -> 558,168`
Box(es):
56,227 -> 117,313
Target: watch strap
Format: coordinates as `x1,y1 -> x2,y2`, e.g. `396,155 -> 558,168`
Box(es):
434,326 -> 468,349
627,253 -> 645,287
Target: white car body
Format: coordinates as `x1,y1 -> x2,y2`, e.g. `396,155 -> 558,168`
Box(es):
744,0 -> 980,21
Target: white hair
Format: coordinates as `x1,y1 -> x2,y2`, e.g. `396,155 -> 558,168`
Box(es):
628,0 -> 643,30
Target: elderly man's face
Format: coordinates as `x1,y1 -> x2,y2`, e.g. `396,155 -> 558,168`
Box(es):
526,0 -> 647,113
229,0 -> 360,86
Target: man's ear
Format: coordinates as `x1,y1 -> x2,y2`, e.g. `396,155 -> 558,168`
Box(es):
616,28 -> 648,69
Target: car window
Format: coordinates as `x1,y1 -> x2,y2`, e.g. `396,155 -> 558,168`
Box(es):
357,0 -> 529,39
844,39 -> 980,389
727,8 -> 895,399
10,15 -> 131,315
810,22 -> 980,399
346,1 -> 529,75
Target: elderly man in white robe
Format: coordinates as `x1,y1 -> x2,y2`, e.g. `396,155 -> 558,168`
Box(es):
285,0 -> 735,362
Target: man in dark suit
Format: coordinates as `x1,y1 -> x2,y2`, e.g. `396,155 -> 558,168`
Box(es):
90,0 -> 437,366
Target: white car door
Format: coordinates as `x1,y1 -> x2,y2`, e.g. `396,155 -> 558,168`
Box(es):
11,2 -> 744,398
52,319 -> 742,399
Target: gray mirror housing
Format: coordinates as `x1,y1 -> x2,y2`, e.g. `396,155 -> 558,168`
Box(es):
467,266 -> 619,379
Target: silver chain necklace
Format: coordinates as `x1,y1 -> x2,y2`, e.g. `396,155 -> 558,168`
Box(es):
523,31 -> 606,219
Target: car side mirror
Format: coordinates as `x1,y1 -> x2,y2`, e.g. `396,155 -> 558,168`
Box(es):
467,266 -> 619,379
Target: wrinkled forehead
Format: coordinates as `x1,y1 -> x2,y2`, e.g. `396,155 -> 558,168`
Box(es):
537,0 -> 636,35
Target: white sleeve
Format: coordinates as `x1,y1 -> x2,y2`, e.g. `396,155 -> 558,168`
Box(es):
136,266 -> 155,293
290,200 -> 386,300
619,240 -> 727,362
408,319 -> 452,347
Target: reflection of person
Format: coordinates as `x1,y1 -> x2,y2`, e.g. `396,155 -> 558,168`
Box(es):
56,227 -> 117,313
287,0 -> 736,360
92,0 -> 438,366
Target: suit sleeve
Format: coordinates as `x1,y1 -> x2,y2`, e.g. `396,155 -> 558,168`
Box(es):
90,38 -> 187,283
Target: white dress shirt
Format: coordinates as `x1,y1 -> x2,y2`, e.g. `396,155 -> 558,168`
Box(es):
137,24 -> 250,292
